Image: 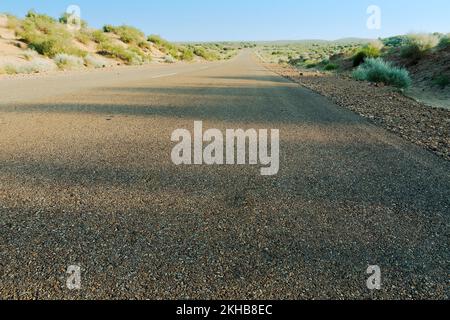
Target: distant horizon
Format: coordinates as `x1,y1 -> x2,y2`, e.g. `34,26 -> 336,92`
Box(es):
1,0 -> 449,42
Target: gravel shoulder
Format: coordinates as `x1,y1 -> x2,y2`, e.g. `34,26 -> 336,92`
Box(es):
265,63 -> 450,162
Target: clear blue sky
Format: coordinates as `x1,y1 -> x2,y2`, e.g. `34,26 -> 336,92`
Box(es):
1,0 -> 449,41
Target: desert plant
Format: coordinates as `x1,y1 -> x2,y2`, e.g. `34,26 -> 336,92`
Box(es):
353,43 -> 382,67
90,30 -> 109,44
164,55 -> 176,63
353,58 -> 411,88
84,54 -> 107,68
59,12 -> 88,29
324,63 -> 338,71
438,34 -> 450,48
102,24 -> 115,33
3,59 -> 55,74
193,46 -> 220,61
112,25 -> 145,44
75,30 -> 91,45
97,42 -> 147,65
432,75 -> 450,88
22,49 -> 38,61
5,14 -> 21,30
148,34 -> 181,58
18,11 -> 86,58
400,33 -> 440,59
180,48 -> 194,61
53,53 -> 84,69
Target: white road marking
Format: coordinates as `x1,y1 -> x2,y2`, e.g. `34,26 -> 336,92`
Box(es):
151,72 -> 178,79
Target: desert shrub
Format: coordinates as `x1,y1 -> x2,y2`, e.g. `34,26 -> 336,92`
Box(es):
18,10 -> 86,58
438,34 -> 450,48
75,30 -> 91,45
148,34 -> 181,58
97,42 -> 146,65
84,54 -> 107,68
400,33 -> 440,59
324,63 -> 338,71
113,25 -> 145,44
90,30 -> 109,44
59,12 -> 88,29
180,48 -> 194,61
164,55 -> 176,63
383,36 -> 407,48
53,53 -> 84,69
5,14 -> 21,30
22,49 -> 38,61
353,58 -> 411,88
353,43 -> 382,67
3,59 -> 55,74
148,34 -> 167,46
103,24 -> 115,33
432,75 -> 450,88
193,46 -> 220,61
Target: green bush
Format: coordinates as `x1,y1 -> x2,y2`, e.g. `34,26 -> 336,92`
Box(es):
59,12 -> 88,29
75,30 -> 91,44
113,25 -> 146,44
193,46 -> 220,61
353,43 -> 381,67
90,30 -> 109,44
432,75 -> 450,88
103,24 -> 115,33
400,33 -> 440,59
438,35 -> 450,48
324,63 -> 338,71
97,42 -> 148,65
353,58 -> 411,88
148,34 -> 181,59
18,10 -> 86,58
180,48 -> 194,61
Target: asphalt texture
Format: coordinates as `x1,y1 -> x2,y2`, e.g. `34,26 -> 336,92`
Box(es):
0,51 -> 449,299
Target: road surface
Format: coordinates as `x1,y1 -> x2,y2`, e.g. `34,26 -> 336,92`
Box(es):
0,51 -> 449,299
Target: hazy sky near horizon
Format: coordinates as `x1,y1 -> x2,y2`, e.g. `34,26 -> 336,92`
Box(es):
1,0 -> 449,41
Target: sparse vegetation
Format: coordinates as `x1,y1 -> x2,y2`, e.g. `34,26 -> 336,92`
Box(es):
17,10 -> 86,58
5,14 -> 21,30
438,34 -> 450,48
0,9 -> 236,76
352,42 -> 382,67
400,33 -> 440,60
432,75 -> 450,88
104,25 -> 146,44
353,58 -> 411,88
84,54 -> 107,68
53,53 -> 84,70
193,46 -> 220,61
22,49 -> 38,61
3,59 -> 55,74
324,63 -> 338,71
148,35 -> 181,58
98,41 -> 151,65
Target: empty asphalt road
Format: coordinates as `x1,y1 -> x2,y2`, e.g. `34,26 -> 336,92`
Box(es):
0,51 -> 449,299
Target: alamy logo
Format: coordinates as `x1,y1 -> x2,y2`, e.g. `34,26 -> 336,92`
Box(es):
65,5 -> 82,31
366,265 -> 381,290
66,265 -> 81,290
367,5 -> 382,30
171,121 -> 280,176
